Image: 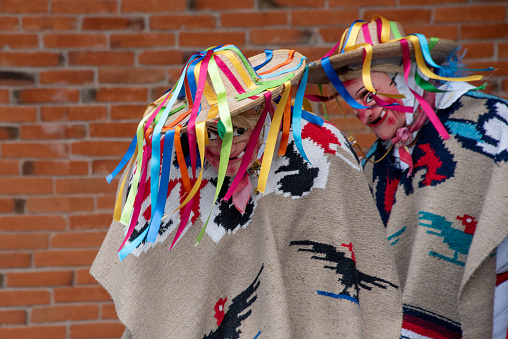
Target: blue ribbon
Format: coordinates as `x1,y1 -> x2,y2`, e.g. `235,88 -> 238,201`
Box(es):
150,54 -> 202,221
292,62 -> 310,164
257,55 -> 305,79
106,135 -> 137,183
146,129 -> 175,243
321,57 -> 372,110
253,49 -> 273,71
410,34 -> 494,72
341,20 -> 366,54
118,227 -> 148,261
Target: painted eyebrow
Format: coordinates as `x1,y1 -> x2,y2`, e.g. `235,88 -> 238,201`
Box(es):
355,86 -> 366,96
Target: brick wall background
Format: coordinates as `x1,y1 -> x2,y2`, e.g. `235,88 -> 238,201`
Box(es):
0,0 -> 506,338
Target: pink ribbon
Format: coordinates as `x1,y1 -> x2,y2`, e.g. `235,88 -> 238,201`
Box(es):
232,173 -> 252,214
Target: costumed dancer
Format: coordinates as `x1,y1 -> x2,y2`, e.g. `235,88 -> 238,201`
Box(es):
307,15 -> 508,339
91,45 -> 402,338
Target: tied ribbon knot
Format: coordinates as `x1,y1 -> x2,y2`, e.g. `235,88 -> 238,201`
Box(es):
391,127 -> 415,176
393,127 -> 413,148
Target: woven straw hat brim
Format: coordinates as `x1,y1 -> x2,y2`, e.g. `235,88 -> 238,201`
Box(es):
145,49 -> 306,132
307,38 -> 458,84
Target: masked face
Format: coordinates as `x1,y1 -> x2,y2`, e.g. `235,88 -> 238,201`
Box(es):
344,72 -> 406,141
204,110 -> 259,177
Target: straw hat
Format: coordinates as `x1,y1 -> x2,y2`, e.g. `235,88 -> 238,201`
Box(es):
308,17 -> 458,84
144,47 -> 307,131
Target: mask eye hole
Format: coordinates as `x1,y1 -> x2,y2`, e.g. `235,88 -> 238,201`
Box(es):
232,127 -> 248,137
365,92 -> 374,104
207,128 -> 219,141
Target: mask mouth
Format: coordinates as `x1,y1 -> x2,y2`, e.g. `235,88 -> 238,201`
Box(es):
229,150 -> 245,160
368,109 -> 387,127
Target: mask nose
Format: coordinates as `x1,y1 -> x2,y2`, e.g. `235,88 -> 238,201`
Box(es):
356,109 -> 372,124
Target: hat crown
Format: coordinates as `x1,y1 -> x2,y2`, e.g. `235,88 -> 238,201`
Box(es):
344,20 -> 406,51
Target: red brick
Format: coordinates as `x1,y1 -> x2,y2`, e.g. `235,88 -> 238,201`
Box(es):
260,0 -> 322,7
110,104 -> 145,120
22,16 -> 77,31
0,17 -> 19,31
221,12 -> 287,28
435,5 -> 505,23
403,24 -> 459,41
93,159 -> 125,175
2,142 -> 68,159
23,160 -> 88,176
362,10 -> 431,23
292,10 -> 359,26
318,27 -> 343,44
83,16 -> 144,31
193,0 -> 255,9
0,126 -> 18,140
20,124 -> 86,140
1,0 -> 48,13
468,61 -> 508,75
168,67 -> 182,84
0,160 -> 19,175
0,310 -> 26,326
150,86 -> 169,101
99,67 -> 166,84
150,14 -> 215,30
500,43 -> 508,58
16,88 -> 79,104
32,305 -> 99,323
76,268 -> 99,284
41,106 -> 108,122
94,87 -> 147,102
461,42 -> 494,59
0,253 -> 31,268
0,326 -> 65,339
7,270 -> 73,287
0,71 -> 34,86
401,0 -> 466,4
180,31 -> 245,47
330,0 -> 394,5
250,28 -> 311,45
71,322 -> 125,338
0,34 -> 38,49
70,213 -> 113,230
52,0 -> 117,14
90,122 -> 138,138
0,215 -> 66,232
0,52 -> 61,67
0,290 -> 50,306
55,177 -> 117,195
101,304 -> 119,319
44,33 -> 107,48
0,233 -> 49,250
52,231 -> 107,248
54,286 -> 111,302
26,197 -> 94,213
35,249 -> 97,267
0,198 -> 15,213
40,70 -> 94,85
111,33 -> 175,48
97,195 -> 116,210
0,177 -> 52,194
462,23 -> 508,40
121,0 -> 186,12
68,51 -> 134,66
138,50 -> 184,66
0,89 -> 9,103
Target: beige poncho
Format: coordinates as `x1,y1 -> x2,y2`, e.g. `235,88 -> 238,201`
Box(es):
92,121 -> 402,338
363,91 -> 508,338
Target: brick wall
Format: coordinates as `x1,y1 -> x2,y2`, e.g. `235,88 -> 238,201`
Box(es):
0,1 -> 506,338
